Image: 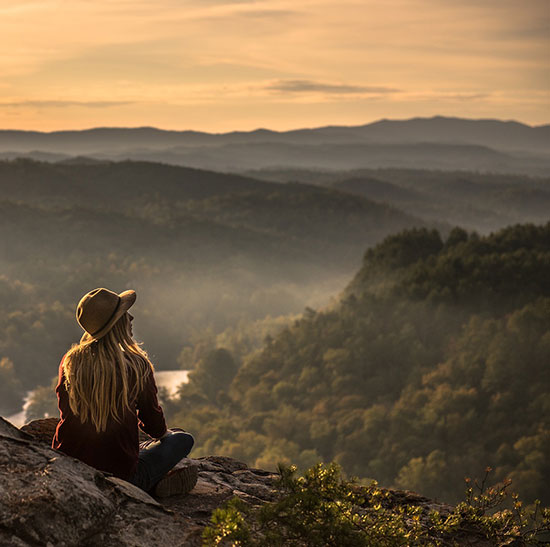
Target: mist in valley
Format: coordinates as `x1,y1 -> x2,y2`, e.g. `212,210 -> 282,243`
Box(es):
3,0 -> 550,540
1,158 -> 419,402
1,125 -> 549,505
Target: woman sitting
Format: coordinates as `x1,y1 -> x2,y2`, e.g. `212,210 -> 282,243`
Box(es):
52,287 -> 196,497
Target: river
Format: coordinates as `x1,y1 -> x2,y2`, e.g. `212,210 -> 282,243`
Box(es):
7,369 -> 190,428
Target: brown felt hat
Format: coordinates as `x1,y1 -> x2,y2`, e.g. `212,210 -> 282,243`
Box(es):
76,288 -> 136,341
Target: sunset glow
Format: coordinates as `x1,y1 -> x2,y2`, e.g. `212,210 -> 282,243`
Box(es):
1,0 -> 548,131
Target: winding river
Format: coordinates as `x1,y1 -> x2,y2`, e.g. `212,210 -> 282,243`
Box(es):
7,369 -> 190,428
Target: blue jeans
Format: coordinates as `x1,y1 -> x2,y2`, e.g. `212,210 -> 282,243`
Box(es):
129,431 -> 194,492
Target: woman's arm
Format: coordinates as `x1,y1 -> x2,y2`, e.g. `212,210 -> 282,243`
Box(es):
136,370 -> 168,439
55,355 -> 71,417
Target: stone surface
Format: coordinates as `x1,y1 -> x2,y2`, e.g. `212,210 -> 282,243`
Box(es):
4,418 -> 499,546
3,418 -> 279,546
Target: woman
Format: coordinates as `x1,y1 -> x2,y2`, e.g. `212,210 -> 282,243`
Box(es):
52,287 -> 196,497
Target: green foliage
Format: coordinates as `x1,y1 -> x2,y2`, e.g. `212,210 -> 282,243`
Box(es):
435,468 -> 550,546
168,223 -> 550,505
187,349 -> 239,405
203,464 -> 550,546
363,227 -> 444,270
203,498 -> 252,546
203,463 -> 416,546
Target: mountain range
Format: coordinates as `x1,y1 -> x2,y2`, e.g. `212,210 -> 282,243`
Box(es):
1,117 -> 548,175
0,158 -> 426,391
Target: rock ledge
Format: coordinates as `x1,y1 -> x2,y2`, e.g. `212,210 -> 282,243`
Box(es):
1,417 -> 278,546
2,417 -> 495,546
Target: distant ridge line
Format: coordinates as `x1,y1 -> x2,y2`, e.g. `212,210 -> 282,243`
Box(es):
1,115 -> 549,135
1,116 -> 548,175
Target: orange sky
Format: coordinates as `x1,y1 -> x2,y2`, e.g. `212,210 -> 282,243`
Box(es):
1,0 -> 548,131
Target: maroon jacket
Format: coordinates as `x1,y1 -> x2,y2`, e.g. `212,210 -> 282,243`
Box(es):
52,356 -> 167,480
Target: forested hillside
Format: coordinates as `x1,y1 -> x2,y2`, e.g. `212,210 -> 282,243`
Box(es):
3,158 -> 548,507
168,223 -> 550,504
246,168 -> 550,233
0,159 -> 423,412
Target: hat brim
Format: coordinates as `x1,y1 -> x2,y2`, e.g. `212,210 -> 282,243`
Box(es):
81,290 -> 136,342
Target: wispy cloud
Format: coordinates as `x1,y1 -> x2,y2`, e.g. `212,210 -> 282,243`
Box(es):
267,80 -> 400,95
0,100 -> 134,108
0,0 -> 547,129
443,93 -> 491,102
399,92 -> 492,103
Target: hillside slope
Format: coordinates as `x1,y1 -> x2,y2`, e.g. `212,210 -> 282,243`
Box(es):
170,223 -> 550,504
0,159 -> 425,398
248,167 -> 550,233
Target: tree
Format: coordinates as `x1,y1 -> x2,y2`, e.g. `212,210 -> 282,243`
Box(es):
186,348 -> 239,405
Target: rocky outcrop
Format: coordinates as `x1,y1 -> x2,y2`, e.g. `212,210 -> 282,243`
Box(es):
2,417 -> 499,546
1,417 -> 278,546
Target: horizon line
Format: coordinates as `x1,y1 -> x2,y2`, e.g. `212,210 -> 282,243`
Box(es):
1,115 -> 548,135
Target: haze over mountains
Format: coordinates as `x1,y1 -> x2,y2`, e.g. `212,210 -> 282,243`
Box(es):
169,223 -> 550,505
0,159 -> 425,393
1,153 -> 548,396
1,115 -> 548,394
1,117 -> 549,175
1,114 -> 549,509
250,168 -> 550,233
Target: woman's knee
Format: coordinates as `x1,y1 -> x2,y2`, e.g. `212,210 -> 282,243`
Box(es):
167,430 -> 194,455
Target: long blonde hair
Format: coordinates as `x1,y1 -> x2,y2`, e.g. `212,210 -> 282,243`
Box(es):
62,313 -> 154,432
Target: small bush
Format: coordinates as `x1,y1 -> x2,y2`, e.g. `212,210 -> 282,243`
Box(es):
202,463 -> 550,546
